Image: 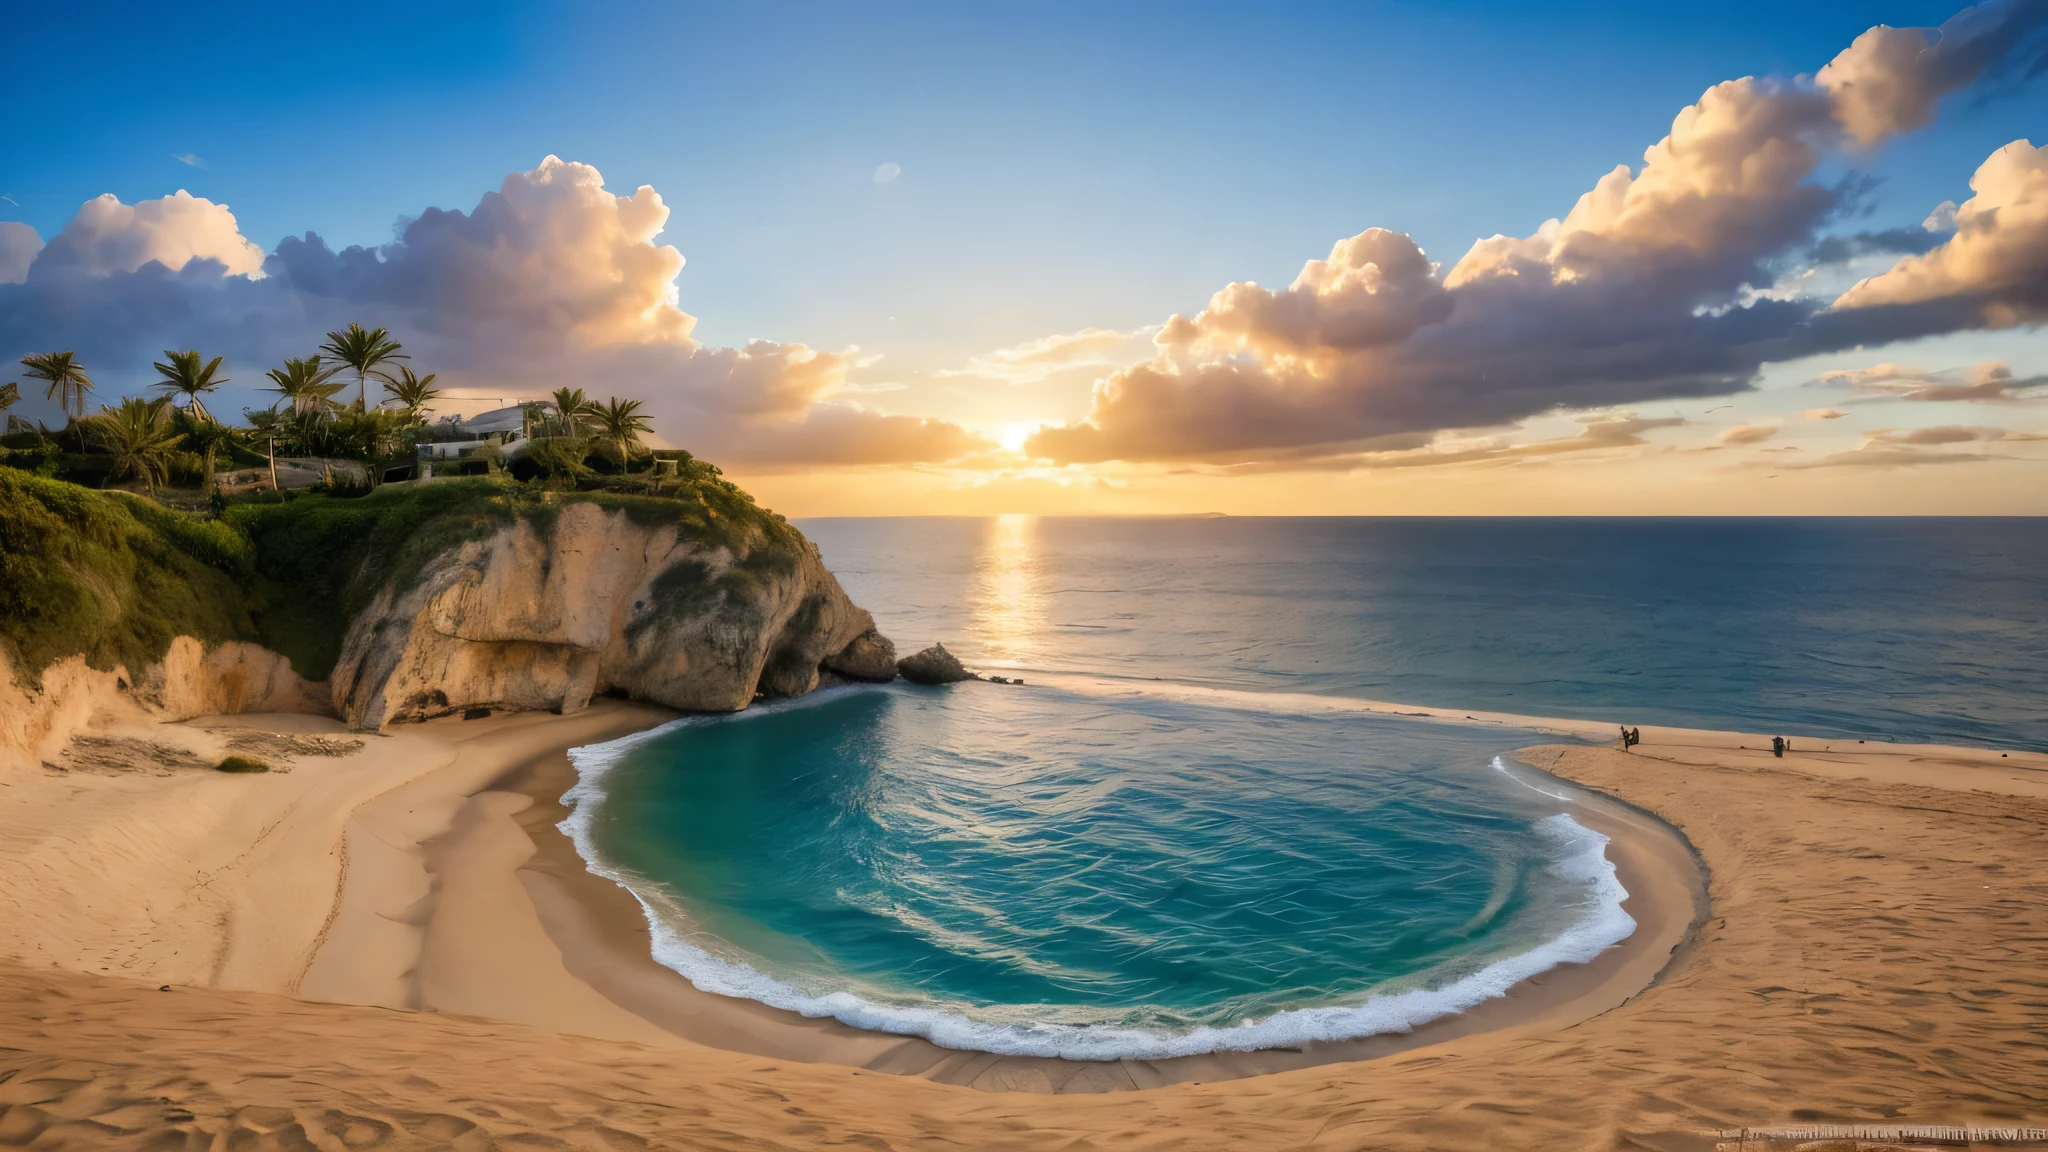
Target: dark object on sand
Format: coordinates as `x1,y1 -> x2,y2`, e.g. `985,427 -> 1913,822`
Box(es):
464,706 -> 493,720
898,643 -> 977,685
1772,736 -> 1786,757
1620,726 -> 1641,750
214,755 -> 270,774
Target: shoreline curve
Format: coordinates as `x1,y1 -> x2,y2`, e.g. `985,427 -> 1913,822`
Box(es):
5,695 -> 2046,1143
507,694 -> 1708,1088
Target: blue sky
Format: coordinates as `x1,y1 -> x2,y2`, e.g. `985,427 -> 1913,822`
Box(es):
3,1 -> 2044,514
7,0 -> 2032,361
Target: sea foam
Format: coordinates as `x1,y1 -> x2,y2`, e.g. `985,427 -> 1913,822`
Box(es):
559,717 -> 1637,1062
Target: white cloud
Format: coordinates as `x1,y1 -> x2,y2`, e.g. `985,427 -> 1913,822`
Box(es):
1834,139 -> 2048,324
940,325 -> 1155,384
1814,4 -> 2048,145
1871,423 -> 2044,445
0,222 -> 40,285
1182,414 -> 1686,475
1813,359 -> 2047,402
1028,3 -> 2048,467
172,153 -> 208,169
37,190 -> 266,277
0,157 -> 982,467
873,162 -> 901,185
1720,423 -> 1780,444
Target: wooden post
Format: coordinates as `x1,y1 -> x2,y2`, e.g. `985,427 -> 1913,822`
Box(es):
267,437 -> 279,493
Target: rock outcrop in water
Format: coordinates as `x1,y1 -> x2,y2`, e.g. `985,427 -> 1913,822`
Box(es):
824,628 -> 899,682
896,643 -> 977,685
333,500 -> 894,728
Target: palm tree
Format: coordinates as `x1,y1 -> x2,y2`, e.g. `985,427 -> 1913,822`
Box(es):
19,352 -> 93,419
151,349 -> 229,422
0,381 -> 17,415
176,408 -> 238,495
265,356 -> 345,418
550,386 -> 597,435
383,367 -> 441,420
592,397 -> 653,472
89,397 -> 184,494
318,323 -> 407,412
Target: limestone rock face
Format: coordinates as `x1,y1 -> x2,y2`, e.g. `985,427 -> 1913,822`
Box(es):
897,643 -> 977,686
330,501 -> 889,729
0,638 -> 329,773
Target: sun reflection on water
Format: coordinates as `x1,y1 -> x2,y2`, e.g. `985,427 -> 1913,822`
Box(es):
968,514 -> 1044,665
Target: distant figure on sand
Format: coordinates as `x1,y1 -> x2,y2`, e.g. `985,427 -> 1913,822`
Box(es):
1772,736 -> 1786,758
1620,726 -> 1640,750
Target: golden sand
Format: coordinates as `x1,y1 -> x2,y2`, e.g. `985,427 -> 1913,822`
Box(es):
2,705 -> 2045,1149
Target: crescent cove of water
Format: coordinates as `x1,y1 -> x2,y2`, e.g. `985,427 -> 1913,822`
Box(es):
560,682 -> 1635,1061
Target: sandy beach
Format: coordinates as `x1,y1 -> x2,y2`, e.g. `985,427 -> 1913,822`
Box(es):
3,699 -> 2046,1149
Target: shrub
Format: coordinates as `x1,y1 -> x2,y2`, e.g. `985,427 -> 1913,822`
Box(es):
524,436 -> 593,480
215,756 -> 270,773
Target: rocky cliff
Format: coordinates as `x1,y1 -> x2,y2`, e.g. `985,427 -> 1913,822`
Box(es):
0,471 -> 896,764
331,498 -> 894,728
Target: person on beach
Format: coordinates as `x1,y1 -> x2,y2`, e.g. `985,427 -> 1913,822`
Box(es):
1772,736 -> 1786,758
1620,726 -> 1640,750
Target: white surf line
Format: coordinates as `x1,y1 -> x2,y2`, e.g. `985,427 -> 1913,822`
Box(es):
1488,754 -> 1582,805
556,806 -> 1635,1062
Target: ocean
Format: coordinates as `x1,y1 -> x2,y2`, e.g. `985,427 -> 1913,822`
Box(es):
562,516 -> 2046,1059
804,516 -> 2048,751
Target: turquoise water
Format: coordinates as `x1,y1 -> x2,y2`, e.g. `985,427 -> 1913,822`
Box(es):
565,516 -> 2045,1057
567,682 -> 1629,1058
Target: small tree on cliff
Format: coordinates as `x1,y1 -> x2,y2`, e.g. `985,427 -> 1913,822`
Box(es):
550,387 -> 598,436
592,397 -> 652,472
89,397 -> 185,494
175,408 -> 238,495
319,324 -> 407,412
265,356 -> 345,419
383,367 -> 441,420
151,349 -> 229,424
19,352 -> 94,420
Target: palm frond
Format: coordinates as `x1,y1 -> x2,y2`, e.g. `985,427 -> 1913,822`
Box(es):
320,323 -> 409,410
88,396 -> 185,493
151,348 -> 229,422
383,367 -> 441,416
19,351 -> 94,418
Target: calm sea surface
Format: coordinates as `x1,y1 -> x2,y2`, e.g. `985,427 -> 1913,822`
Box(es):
566,517 -> 2046,1058
803,516 -> 2048,751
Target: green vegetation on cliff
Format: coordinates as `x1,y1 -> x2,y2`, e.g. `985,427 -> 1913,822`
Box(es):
0,470 -> 252,684
0,468 -> 801,687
